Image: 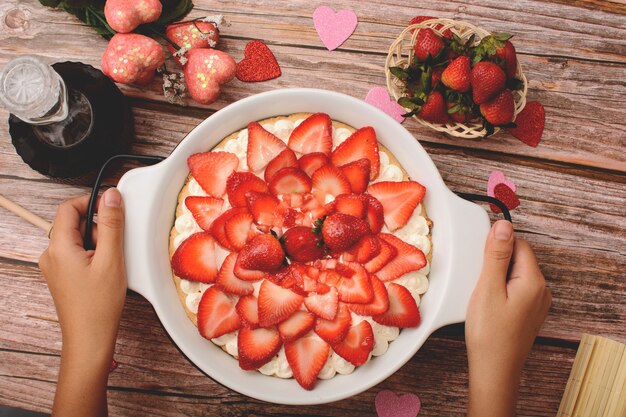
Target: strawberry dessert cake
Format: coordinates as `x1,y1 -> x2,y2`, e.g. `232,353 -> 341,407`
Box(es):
169,112 -> 431,390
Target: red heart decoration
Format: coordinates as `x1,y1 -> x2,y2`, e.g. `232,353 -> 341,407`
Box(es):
236,40 -> 281,82
490,183 -> 520,213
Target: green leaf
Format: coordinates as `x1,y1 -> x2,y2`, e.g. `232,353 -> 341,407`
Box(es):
398,97 -> 418,110
494,33 -> 513,42
39,0 -> 62,7
389,66 -> 409,81
506,78 -> 524,91
154,0 -> 194,26
447,104 -> 462,114
402,109 -> 421,118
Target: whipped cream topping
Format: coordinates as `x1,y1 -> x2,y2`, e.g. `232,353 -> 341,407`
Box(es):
172,116 -> 431,380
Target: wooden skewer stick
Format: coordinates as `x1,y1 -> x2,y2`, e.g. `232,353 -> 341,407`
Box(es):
0,194 -> 53,236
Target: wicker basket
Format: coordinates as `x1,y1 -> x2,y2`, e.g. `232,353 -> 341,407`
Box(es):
385,18 -> 528,139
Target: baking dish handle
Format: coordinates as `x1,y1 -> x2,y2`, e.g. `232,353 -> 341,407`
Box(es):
429,190 -> 505,330
85,154 -> 165,303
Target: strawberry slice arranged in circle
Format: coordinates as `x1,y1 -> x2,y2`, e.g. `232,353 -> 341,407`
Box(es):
269,167 -> 312,195
288,113 -> 333,156
334,194 -> 368,218
245,191 -> 281,228
209,207 -> 249,251
277,310 -> 316,342
298,152 -> 329,177
188,151 -> 239,198
226,172 -> 268,207
171,232 -> 218,283
339,158 -> 371,194
347,275 -> 389,316
184,196 -> 224,231
216,253 -> 254,296
311,165 -> 351,201
197,286 -> 241,340
314,303 -> 351,344
331,127 -> 380,179
336,263 -> 374,304
258,279 -> 305,327
367,181 -> 426,231
304,286 -> 339,320
247,121 -> 287,172
265,148 -> 298,183
236,294 -> 260,329
330,320 -> 374,366
373,283 -> 421,328
376,234 -> 427,282
224,211 -> 257,251
237,327 -> 282,370
362,193 -> 385,234
284,334 -> 330,390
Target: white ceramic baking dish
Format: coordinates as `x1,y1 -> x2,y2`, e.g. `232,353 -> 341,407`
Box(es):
117,88 -> 490,405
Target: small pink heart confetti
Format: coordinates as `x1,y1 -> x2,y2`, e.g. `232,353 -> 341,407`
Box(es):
375,390 -> 421,417
487,170 -> 516,198
313,6 -> 358,51
365,87 -> 406,123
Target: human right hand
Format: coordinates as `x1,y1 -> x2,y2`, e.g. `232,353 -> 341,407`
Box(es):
465,220 -> 552,417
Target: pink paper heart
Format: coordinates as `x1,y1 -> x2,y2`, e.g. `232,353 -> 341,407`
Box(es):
487,170 -> 516,197
313,6 -> 358,51
375,390 -> 421,417
365,87 -> 406,123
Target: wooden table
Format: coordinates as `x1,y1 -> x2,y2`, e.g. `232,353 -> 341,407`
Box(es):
1,1 -> 625,415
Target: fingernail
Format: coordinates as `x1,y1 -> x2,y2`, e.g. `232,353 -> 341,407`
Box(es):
103,188 -> 121,207
494,220 -> 513,241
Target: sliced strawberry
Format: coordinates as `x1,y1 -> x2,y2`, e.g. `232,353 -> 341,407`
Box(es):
347,275 -> 389,316
226,172 -> 268,207
288,113 -> 333,156
362,193 -> 384,233
224,211 -> 256,251
376,234 -> 427,281
236,294 -> 260,329
314,303 -> 351,344
304,287 -> 339,320
336,262 -> 374,304
330,127 -> 380,179
237,234 -> 285,272
284,334 -> 330,390
330,320 -> 374,366
188,151 -> 239,197
335,263 -> 356,278
264,148 -> 298,183
312,164 -> 351,202
233,260 -> 266,281
237,327 -> 282,370
354,234 -> 382,263
282,208 -> 299,228
216,253 -> 254,295
321,213 -> 370,252
184,196 -> 224,231
269,167 -> 312,195
197,286 -> 241,339
367,181 -> 426,231
209,207 -> 249,251
334,194 -> 367,218
340,159 -> 371,194
258,279 -> 305,327
298,152 -> 329,177
363,239 -> 398,274
277,310 -> 316,342
247,121 -> 287,172
281,226 -> 323,262
283,193 -> 305,208
373,283 -> 420,328
245,191 -> 280,227
171,232 -> 218,283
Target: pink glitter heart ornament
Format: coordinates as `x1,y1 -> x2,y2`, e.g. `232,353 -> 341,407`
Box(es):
375,390 -> 421,417
365,87 -> 406,123
487,170 -> 516,197
313,6 -> 358,51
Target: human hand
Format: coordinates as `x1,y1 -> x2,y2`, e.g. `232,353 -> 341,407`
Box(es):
40,188 -> 127,353
465,220 -> 551,417
39,188 -> 126,417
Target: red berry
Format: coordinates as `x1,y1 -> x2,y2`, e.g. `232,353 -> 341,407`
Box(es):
321,213 -> 370,252
480,89 -> 515,125
414,28 -> 445,61
237,234 -> 285,272
442,56 -> 471,93
282,226 -> 324,262
471,61 -> 506,104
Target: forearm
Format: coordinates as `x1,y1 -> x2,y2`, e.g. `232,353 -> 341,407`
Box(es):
467,360 -> 520,417
52,338 -> 115,417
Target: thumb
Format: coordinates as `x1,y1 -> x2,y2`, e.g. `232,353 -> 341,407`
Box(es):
95,188 -> 124,259
479,220 -> 514,295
